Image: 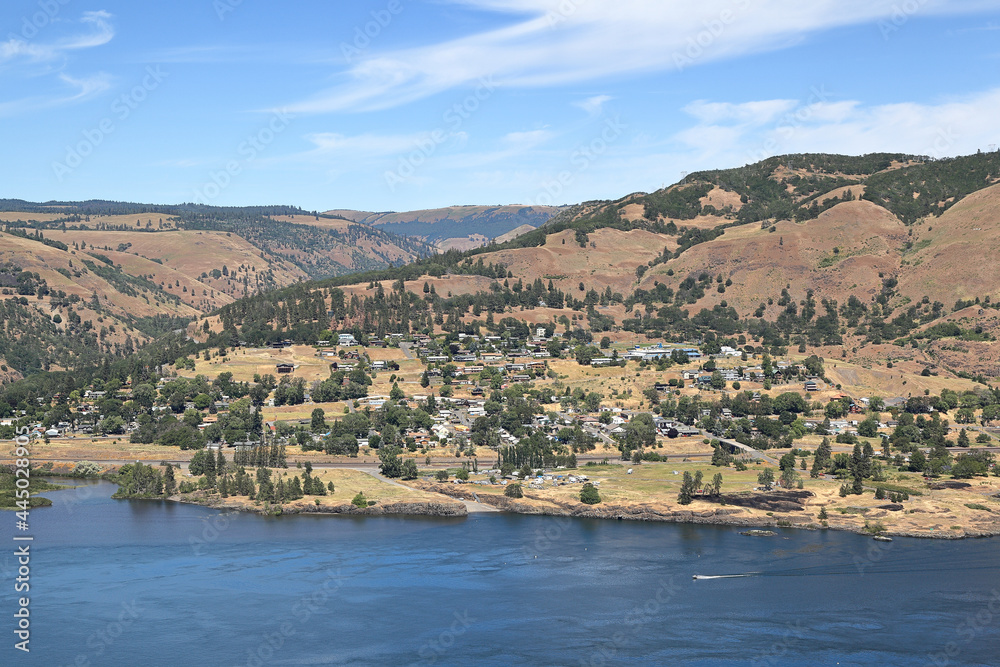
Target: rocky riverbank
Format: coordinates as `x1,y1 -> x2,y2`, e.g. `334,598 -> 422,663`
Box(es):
174,492 -> 468,517
409,481 -> 1000,539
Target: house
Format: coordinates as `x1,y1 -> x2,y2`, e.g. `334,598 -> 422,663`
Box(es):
276,363 -> 295,374
338,333 -> 358,346
591,357 -> 613,367
804,381 -> 818,392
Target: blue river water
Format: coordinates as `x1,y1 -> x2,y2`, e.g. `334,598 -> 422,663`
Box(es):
2,479 -> 999,666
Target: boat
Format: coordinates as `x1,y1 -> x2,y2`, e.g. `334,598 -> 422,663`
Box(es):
872,535 -> 893,542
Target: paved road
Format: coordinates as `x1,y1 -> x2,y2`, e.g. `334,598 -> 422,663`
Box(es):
356,465 -> 500,512
706,431 -> 779,465
399,342 -> 416,360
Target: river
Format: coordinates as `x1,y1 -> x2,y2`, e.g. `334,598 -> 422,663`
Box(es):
2,479 -> 999,666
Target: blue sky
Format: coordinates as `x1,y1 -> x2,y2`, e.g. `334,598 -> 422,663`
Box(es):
3,0 -> 1000,212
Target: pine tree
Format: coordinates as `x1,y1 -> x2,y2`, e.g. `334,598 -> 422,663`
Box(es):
204,449 -> 217,487
678,471 -> 694,505
163,465 -> 176,496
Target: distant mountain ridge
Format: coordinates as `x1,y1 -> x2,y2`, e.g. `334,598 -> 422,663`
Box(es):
0,201 -> 432,377
326,204 -> 562,245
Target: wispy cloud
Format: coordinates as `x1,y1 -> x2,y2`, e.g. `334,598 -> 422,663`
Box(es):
0,11 -> 115,117
1,11 -> 114,64
0,72 -> 111,118
283,0 -> 1000,114
674,87 -> 1000,168
574,94 -> 612,116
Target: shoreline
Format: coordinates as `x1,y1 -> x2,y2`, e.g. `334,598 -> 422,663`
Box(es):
143,482 -> 1000,540
28,469 -> 1000,540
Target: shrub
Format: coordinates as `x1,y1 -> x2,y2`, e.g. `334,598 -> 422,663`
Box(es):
504,483 -> 523,498
351,492 -> 368,508
579,483 -> 601,504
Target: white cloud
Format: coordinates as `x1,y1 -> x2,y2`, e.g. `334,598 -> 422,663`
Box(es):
284,0 -> 1000,113
502,129 -> 553,148
574,94 -> 612,116
676,88 -> 1000,164
0,72 -> 111,118
1,11 -> 114,64
682,99 -> 797,126
0,12 -> 115,117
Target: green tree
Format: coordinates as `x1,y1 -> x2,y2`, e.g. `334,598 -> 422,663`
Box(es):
580,482 -> 601,504
351,492 -> 368,508
401,459 -> 418,480
710,472 -> 723,496
378,446 -> 403,478
780,467 -> 798,489
811,437 -> 832,478
858,417 -> 879,438
757,468 -> 775,490
163,464 -> 176,496
311,407 -> 326,432
435,469 -> 449,482
504,483 -> 523,498
678,471 -> 695,505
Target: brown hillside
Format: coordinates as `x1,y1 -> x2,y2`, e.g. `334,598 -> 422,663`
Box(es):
897,182 -> 1000,305
487,227 -> 671,297
639,200 -> 908,317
